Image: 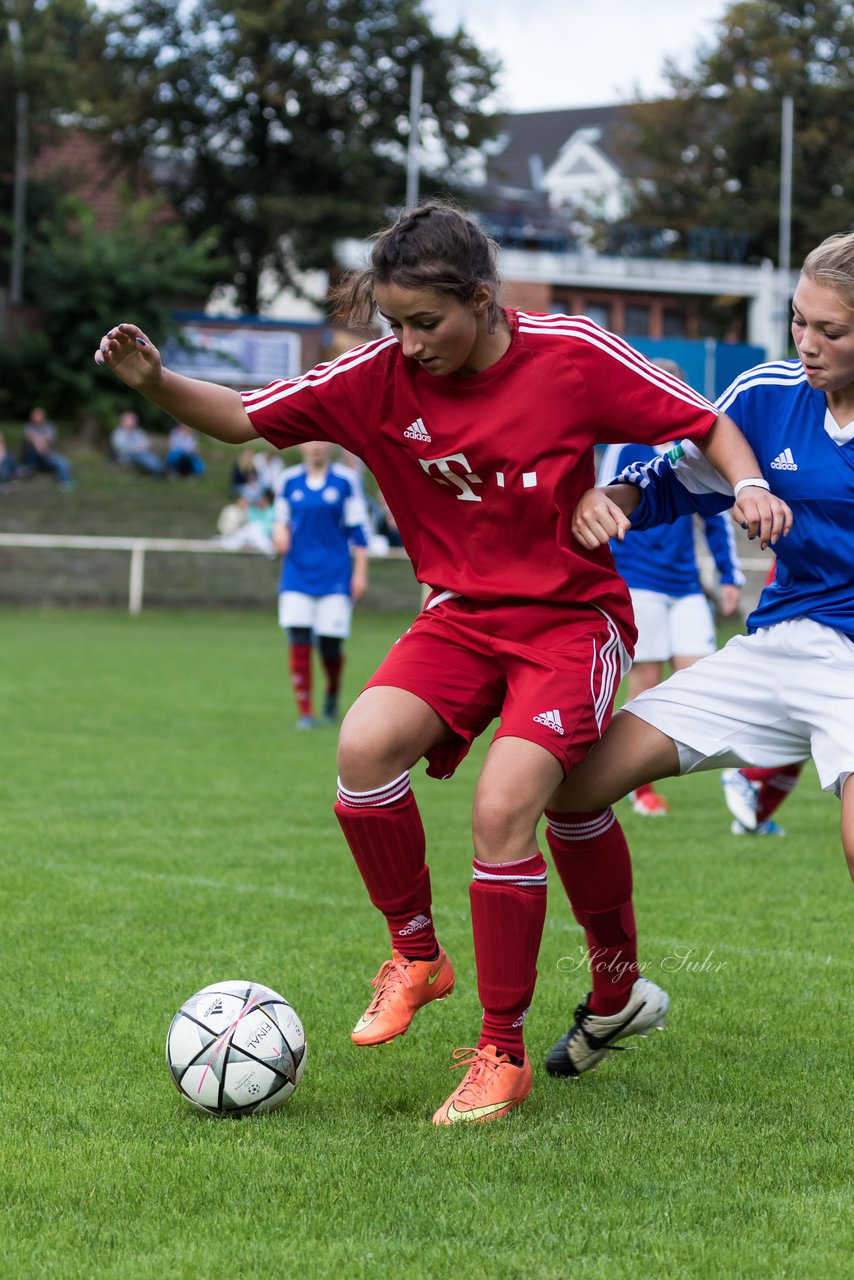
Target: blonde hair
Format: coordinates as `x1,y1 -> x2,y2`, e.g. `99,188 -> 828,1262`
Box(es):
801,232 -> 854,311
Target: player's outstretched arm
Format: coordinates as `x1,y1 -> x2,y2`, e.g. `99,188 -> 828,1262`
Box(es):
572,483 -> 640,550
94,322 -> 258,445
697,413 -> 792,550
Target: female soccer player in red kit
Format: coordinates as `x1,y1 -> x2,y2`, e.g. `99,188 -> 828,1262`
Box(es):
94,203 -> 788,1124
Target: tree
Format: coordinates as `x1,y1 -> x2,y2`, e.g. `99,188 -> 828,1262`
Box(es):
0,0 -> 108,228
0,195 -> 225,424
0,0 -> 106,150
611,0 -> 854,266
95,0 -> 500,313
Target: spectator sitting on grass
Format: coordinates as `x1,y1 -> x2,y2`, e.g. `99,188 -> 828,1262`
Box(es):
110,410 -> 166,476
166,422 -> 206,478
217,488 -> 277,556
19,407 -> 74,490
230,448 -> 262,501
253,449 -> 285,495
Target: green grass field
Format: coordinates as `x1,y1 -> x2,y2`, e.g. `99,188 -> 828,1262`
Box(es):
2,607 -> 851,1279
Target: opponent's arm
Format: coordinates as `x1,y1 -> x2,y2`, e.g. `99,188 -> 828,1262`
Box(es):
350,545 -> 369,602
272,522 -> 291,556
697,413 -> 791,549
95,323 -> 258,444
575,415 -> 793,552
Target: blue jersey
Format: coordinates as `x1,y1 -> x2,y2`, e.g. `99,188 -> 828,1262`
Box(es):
275,463 -> 369,597
615,360 -> 854,640
599,442 -> 743,596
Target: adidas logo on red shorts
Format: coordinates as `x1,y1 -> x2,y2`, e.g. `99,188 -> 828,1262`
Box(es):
533,709 -> 564,735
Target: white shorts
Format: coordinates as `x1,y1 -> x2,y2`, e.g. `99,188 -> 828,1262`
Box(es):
624,618 -> 854,797
278,592 -> 352,638
629,589 -> 716,663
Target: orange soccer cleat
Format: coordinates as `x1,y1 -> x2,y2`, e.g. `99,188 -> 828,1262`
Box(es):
432,1045 -> 532,1126
351,947 -> 455,1047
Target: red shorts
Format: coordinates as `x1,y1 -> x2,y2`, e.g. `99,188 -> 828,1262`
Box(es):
365,594 -> 630,779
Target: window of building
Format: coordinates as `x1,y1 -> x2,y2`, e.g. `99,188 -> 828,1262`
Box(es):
663,307 -> 686,337
582,302 -> 612,328
624,304 -> 650,336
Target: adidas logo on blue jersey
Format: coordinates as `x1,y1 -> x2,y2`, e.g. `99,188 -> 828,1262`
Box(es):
770,447 -> 798,471
404,417 -> 432,442
533,709 -> 564,735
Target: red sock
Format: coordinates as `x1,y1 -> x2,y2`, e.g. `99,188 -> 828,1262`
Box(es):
289,643 -> 313,717
545,809 -> 637,1015
321,653 -> 344,699
633,782 -> 657,798
334,773 -> 437,960
740,764 -> 803,823
470,854 -> 548,1059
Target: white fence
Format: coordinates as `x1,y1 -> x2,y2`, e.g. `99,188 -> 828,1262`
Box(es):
0,532 -> 412,615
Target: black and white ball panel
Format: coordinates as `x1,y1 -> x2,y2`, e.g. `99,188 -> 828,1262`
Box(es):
166,981 -> 306,1116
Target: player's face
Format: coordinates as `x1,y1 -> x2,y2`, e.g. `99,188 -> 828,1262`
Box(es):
374,282 -> 506,376
791,277 -> 854,395
301,440 -> 332,468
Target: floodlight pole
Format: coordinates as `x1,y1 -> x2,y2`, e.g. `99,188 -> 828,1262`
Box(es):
406,62 -> 424,208
777,94 -> 794,360
5,7 -> 27,306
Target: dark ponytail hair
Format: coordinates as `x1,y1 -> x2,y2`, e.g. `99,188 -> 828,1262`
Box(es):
332,202 -> 503,331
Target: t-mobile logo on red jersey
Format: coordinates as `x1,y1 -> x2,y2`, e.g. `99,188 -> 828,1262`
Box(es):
419,452 -> 483,502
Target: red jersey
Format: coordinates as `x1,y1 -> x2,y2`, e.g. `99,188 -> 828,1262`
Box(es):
241,311 -> 717,646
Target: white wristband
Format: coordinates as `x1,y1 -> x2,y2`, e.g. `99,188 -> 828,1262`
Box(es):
733,477 -> 770,501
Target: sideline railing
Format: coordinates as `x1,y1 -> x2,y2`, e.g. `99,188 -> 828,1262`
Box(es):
0,532 -> 411,615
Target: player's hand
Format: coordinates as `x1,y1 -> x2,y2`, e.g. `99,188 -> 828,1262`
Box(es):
94,322 -> 163,391
572,488 -> 633,549
732,487 -> 792,550
719,583 -> 741,618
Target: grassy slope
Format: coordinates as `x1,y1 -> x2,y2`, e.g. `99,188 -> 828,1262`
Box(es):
2,607 -> 851,1279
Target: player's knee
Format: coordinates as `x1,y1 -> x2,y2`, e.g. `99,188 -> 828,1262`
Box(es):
337,711 -> 383,783
472,789 -> 539,860
317,635 -> 342,662
337,703 -> 413,791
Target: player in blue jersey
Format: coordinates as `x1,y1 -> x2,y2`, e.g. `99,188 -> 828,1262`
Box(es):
540,229 -> 854,1077
598,361 -> 744,816
273,441 -> 370,729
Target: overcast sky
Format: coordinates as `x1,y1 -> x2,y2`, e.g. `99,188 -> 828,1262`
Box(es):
424,0 -> 733,111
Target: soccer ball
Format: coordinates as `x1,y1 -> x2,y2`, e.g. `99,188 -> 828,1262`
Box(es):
166,980 -> 306,1117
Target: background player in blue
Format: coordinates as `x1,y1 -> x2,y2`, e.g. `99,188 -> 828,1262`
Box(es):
598,359 -> 744,817
539,228 -> 854,1076
273,441 -> 369,729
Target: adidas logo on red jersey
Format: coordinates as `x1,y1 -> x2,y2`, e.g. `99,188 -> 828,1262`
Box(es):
533,709 -> 564,735
404,417 -> 432,442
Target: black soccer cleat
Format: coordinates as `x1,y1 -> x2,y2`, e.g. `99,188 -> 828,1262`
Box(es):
546,977 -> 669,1077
